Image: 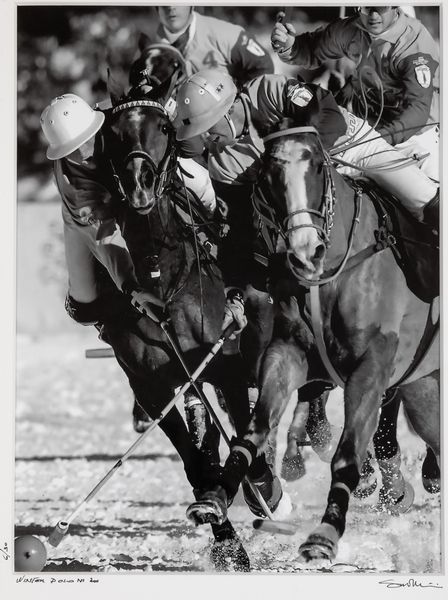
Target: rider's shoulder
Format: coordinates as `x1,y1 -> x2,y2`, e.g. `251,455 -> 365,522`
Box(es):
196,12 -> 244,41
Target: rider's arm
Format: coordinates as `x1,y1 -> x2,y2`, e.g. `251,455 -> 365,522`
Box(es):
277,18 -> 355,68
377,51 -> 439,145
248,75 -> 347,149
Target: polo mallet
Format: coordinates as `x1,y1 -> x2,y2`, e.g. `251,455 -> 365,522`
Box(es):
158,319 -> 297,535
48,323 -> 236,547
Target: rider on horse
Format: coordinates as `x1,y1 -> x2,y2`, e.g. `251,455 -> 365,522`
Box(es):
128,6 -> 275,227
40,94 -> 165,325
173,68 -> 439,315
271,6 -> 440,182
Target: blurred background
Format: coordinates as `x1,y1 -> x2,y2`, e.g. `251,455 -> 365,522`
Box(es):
16,5 -> 440,334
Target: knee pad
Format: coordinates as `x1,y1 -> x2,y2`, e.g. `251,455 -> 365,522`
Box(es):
65,294 -> 102,325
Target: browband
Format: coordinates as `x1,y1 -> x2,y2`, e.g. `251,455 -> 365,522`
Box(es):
112,99 -> 168,116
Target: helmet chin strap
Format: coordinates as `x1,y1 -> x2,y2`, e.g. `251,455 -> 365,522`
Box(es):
224,97 -> 249,143
224,113 -> 237,140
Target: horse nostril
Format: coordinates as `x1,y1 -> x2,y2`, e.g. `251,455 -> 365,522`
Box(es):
314,243 -> 326,261
288,251 -> 306,271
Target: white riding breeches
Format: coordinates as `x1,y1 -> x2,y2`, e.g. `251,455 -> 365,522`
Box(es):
177,157 -> 217,216
63,208 -> 136,303
334,110 -> 439,219
394,125 -> 439,183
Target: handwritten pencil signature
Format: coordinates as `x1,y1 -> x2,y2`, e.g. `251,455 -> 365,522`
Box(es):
379,578 -> 443,590
1,542 -> 10,560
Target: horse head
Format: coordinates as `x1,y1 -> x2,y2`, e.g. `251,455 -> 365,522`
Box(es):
129,41 -> 188,98
261,122 -> 334,281
108,80 -> 177,215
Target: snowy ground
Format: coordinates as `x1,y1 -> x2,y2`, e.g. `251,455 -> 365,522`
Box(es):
15,330 -> 441,574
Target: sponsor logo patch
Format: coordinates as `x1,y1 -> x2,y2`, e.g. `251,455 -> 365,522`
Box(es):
415,64 -> 431,88
287,84 -> 313,107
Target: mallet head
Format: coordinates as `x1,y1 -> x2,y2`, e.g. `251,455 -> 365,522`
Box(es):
48,521 -> 69,547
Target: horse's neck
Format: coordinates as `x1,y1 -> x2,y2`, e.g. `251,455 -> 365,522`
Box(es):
329,169 -> 377,258
147,195 -> 180,244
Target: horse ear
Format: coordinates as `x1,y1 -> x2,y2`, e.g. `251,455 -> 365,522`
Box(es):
107,68 -> 126,106
138,32 -> 153,52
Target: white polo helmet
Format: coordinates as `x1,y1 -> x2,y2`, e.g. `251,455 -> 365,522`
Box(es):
40,94 -> 105,160
174,69 -> 237,140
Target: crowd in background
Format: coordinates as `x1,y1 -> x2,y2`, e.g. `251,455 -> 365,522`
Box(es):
17,5 -> 439,185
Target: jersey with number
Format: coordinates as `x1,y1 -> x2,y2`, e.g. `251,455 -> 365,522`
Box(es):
208,75 -> 347,185
281,9 -> 439,145
156,12 -> 274,86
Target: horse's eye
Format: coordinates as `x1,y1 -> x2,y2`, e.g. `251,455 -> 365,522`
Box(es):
161,123 -> 169,134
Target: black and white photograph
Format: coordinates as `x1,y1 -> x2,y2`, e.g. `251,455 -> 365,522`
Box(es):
1,0 -> 446,596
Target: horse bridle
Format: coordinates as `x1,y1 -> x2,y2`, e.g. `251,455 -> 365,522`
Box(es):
262,126 -> 336,247
111,99 -> 177,199
258,125 -> 363,286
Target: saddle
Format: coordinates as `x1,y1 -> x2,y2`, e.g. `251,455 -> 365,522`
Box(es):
356,180 -> 439,303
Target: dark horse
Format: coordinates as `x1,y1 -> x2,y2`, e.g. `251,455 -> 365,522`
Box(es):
99,89 -> 252,570
187,124 -> 440,561
99,81 -> 288,569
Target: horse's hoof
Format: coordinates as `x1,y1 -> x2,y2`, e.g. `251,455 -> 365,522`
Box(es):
310,424 -> 342,464
378,480 -> 415,515
299,534 -> 337,562
422,450 -> 440,494
422,476 -> 440,494
210,537 -> 251,572
281,453 -> 306,481
353,459 -> 377,499
186,488 -> 228,527
242,471 -> 283,518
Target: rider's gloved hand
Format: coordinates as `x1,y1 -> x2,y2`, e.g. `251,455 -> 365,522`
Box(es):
271,12 -> 296,55
222,288 -> 248,338
122,280 -> 166,323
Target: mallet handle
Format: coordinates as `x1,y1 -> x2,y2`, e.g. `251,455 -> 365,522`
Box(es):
51,325 -> 235,534
85,348 -> 115,358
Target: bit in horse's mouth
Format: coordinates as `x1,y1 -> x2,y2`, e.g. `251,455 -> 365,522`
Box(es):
133,199 -> 155,215
287,250 -> 321,280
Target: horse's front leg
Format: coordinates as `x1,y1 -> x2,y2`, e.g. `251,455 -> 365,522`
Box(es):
281,397 -> 309,481
187,339 -> 308,526
299,348 -> 394,562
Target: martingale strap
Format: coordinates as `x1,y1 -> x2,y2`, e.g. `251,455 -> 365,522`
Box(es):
310,286 -> 345,388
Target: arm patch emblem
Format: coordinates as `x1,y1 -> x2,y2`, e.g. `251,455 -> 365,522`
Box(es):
287,84 -> 313,107
415,64 -> 431,88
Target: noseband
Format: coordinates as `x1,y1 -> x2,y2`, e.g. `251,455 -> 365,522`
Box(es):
112,99 -> 176,199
